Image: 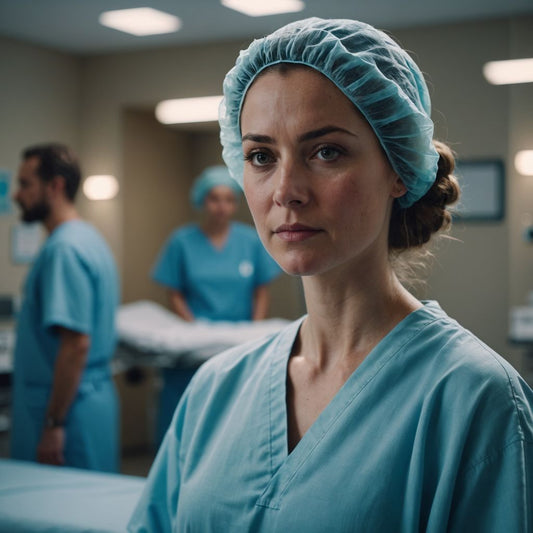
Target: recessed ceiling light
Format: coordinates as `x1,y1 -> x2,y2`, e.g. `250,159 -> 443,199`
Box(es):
483,58 -> 533,85
221,0 -> 305,17
155,96 -> 223,124
99,8 -> 181,36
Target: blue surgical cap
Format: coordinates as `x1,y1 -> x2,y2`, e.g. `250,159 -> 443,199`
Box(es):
219,17 -> 440,208
190,165 -> 242,209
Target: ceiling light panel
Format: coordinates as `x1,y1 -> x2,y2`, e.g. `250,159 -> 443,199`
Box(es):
483,58 -> 533,85
155,96 -> 223,124
99,8 -> 181,36
221,0 -> 305,17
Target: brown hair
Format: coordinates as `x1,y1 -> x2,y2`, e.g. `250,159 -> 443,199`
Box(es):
389,140 -> 460,251
22,143 -> 81,201
388,140 -> 460,289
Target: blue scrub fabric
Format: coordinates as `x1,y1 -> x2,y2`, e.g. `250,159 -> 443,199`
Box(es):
151,222 -> 281,322
151,221 -> 282,446
128,301 -> 533,532
11,220 -> 120,473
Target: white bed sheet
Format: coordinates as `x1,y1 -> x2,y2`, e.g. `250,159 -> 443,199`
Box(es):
116,300 -> 291,365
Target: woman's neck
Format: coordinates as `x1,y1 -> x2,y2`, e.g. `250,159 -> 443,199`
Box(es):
201,219 -> 231,248
299,263 -> 420,372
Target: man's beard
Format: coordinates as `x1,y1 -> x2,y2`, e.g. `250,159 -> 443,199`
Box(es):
19,199 -> 51,223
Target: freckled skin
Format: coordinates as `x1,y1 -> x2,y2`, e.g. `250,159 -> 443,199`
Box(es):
240,67 -> 407,280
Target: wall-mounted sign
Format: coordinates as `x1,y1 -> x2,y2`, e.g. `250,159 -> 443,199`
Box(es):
0,169 -> 12,215
11,223 -> 43,264
454,159 -> 505,222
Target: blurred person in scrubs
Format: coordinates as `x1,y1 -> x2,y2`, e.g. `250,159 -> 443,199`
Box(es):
11,143 -> 120,472
130,19 -> 533,532
151,165 -> 281,444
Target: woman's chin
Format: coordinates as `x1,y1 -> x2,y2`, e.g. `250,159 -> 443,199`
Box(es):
276,257 -> 323,277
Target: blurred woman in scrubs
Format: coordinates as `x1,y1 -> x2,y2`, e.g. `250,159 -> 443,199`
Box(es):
151,165 -> 281,444
130,18 -> 533,532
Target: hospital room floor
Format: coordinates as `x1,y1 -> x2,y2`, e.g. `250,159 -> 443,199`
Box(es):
121,449 -> 155,477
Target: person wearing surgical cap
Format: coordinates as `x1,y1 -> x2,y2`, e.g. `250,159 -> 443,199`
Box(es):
130,19 -> 533,532
150,165 -> 281,445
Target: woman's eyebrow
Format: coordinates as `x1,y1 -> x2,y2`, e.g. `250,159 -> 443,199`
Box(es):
241,133 -> 274,143
242,126 -> 357,144
298,126 -> 358,142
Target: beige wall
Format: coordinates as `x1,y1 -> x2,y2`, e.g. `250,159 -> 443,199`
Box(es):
121,110 -> 193,306
1,16 -> 532,367
0,38 -> 80,298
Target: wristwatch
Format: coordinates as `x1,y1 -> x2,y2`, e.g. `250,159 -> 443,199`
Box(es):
44,415 -> 65,429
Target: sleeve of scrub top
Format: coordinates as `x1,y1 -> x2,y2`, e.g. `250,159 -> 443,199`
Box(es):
448,440 -> 532,531
447,377 -> 533,532
40,244 -> 93,334
127,392 -> 186,532
253,237 -> 282,286
151,231 -> 185,291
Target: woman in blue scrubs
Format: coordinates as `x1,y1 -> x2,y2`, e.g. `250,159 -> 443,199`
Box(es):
130,19 -> 533,532
151,165 -> 281,444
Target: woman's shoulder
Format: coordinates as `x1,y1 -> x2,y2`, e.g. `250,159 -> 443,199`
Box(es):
187,318 -> 301,396
173,223 -> 200,237
420,303 -> 520,383
163,224 -> 200,245
411,302 -> 533,439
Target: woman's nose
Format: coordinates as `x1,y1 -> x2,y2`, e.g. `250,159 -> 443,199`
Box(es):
272,160 -> 310,208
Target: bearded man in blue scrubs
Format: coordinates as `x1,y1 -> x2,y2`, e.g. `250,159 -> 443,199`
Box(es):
10,143 -> 120,472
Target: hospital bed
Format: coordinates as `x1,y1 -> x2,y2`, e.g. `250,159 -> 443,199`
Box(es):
115,300 -> 291,370
0,458 -> 144,532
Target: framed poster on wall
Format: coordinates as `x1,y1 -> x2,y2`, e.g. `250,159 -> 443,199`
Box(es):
454,159 -> 505,221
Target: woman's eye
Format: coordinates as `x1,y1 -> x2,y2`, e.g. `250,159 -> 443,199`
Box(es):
316,146 -> 341,161
245,151 -> 272,166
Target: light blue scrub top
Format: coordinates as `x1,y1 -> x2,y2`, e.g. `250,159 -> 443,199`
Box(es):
151,222 -> 281,321
11,220 -> 120,472
129,301 -> 533,532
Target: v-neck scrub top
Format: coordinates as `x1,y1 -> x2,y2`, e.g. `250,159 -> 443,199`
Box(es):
151,222 -> 281,322
128,302 -> 533,532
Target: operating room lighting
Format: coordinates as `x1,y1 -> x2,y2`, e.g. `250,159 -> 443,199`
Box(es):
99,8 -> 181,36
83,175 -> 119,201
515,151 -> 533,176
155,96 -> 223,124
221,0 -> 305,17
483,58 -> 533,85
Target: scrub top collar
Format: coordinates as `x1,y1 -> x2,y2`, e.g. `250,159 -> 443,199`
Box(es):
269,301 -> 444,449
261,301 -> 444,508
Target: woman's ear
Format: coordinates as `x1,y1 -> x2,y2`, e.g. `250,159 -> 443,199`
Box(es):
391,174 -> 407,199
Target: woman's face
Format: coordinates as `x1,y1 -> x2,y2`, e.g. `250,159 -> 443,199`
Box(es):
203,185 -> 238,225
240,66 -> 406,278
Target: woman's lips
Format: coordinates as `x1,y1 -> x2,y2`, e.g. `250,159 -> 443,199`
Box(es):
273,223 -> 322,242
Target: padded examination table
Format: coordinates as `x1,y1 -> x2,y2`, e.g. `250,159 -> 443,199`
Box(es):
115,300 -> 290,369
0,458 -> 144,532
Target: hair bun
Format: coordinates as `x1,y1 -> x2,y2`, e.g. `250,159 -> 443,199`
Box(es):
389,140 -> 460,251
